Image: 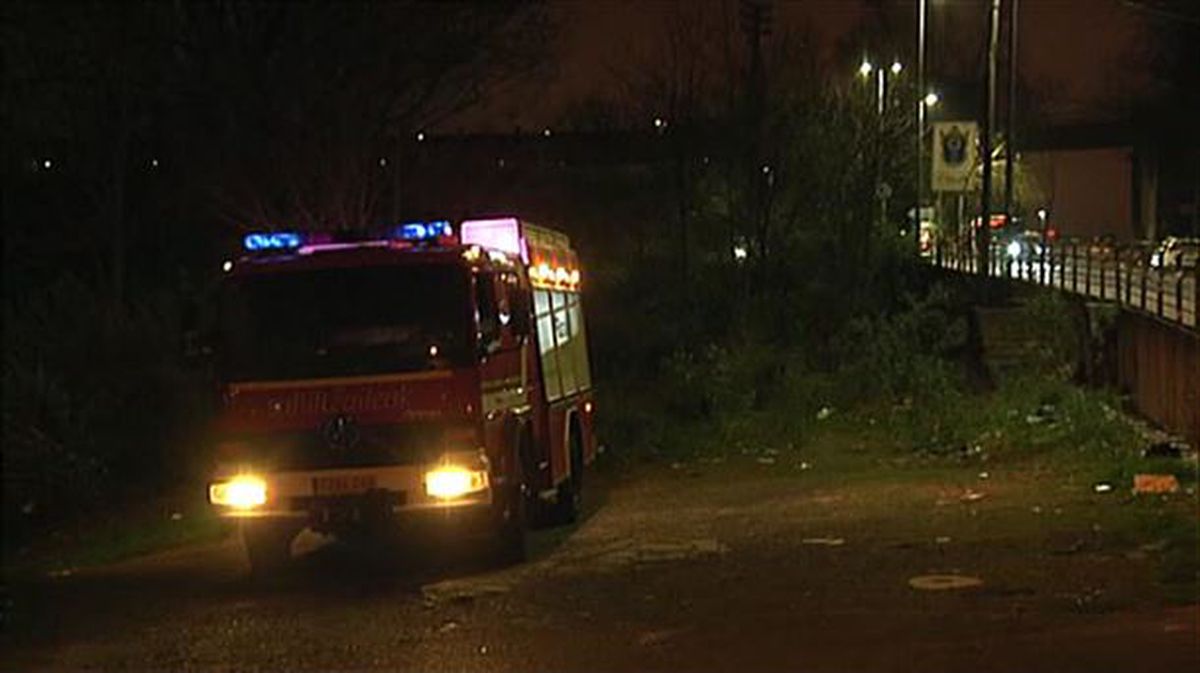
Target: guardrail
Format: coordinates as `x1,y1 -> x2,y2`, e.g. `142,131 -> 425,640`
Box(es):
929,239 -> 1198,331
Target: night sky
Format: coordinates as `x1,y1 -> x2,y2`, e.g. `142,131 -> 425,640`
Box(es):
453,0 -> 1154,132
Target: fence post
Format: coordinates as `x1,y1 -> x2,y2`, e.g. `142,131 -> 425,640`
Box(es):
1176,267 -> 1184,324
1072,241 -> 1078,293
1085,244 -> 1093,296
1113,249 -> 1120,303
1193,265 -> 1199,328
1070,242 -> 1080,292
1124,249 -> 1131,305
1140,259 -> 1148,309
1156,267 -> 1165,317
1049,242 -> 1056,287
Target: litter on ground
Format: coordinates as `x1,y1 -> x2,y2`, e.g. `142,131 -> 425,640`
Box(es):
908,574 -> 984,591
802,537 -> 846,546
1132,474 -> 1179,494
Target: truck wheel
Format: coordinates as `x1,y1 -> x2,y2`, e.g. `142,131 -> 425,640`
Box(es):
490,449 -> 528,565
551,425 -> 584,524
242,522 -> 297,576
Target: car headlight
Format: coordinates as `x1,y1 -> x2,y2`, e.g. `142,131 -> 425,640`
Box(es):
425,466 -> 488,499
209,475 -> 268,509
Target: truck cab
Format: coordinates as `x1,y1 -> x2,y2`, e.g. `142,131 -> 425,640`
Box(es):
207,218 -> 596,572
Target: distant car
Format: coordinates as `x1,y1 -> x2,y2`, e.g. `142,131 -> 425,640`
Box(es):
1003,230 -> 1043,262
1149,237 -> 1199,269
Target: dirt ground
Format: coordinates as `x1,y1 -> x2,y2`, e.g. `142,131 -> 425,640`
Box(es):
3,442 -> 1198,672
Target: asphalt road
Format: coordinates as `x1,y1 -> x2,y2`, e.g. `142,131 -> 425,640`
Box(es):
4,459 -> 1198,672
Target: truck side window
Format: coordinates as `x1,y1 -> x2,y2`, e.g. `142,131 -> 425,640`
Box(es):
475,273 -> 501,354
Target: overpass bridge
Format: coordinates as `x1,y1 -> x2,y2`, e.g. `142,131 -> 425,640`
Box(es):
929,239 -> 1198,446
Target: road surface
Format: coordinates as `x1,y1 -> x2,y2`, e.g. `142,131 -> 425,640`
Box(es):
4,457 -> 1197,672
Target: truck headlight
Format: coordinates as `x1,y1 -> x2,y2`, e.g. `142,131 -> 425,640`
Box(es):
209,475 -> 268,509
425,466 -> 488,499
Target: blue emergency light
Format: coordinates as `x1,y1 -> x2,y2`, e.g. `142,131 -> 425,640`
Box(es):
395,220 -> 453,241
243,231 -> 303,251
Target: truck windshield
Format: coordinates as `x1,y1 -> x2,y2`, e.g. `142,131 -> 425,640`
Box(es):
218,264 -> 471,381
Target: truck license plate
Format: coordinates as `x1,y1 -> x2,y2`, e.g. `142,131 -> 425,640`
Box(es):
312,474 -> 377,496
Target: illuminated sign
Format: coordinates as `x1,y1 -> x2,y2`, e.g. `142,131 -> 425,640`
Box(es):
460,217 -> 527,262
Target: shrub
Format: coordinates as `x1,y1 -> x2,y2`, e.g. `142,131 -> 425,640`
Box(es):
831,282 -> 968,404
3,275 -> 207,547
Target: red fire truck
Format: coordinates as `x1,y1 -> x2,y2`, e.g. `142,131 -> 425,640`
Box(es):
206,217 -> 596,572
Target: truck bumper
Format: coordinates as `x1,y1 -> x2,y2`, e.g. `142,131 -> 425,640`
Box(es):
210,463 -> 499,536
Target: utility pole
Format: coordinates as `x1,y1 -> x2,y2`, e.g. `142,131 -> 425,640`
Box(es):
916,0 -> 927,256
979,0 -> 1001,276
740,0 -> 772,268
1003,0 -> 1019,231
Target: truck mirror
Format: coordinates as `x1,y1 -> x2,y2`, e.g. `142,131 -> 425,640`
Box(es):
510,301 -> 531,336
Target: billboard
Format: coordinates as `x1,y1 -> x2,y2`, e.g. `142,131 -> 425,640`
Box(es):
931,121 -> 978,193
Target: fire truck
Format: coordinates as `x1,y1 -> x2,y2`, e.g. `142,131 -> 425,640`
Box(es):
206,217 -> 596,572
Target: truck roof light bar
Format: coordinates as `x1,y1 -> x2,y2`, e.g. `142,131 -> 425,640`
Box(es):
243,231 -> 303,252
394,220 -> 453,242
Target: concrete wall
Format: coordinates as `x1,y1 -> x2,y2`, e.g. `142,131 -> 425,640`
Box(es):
1117,311 -> 1200,446
1024,147 -> 1135,241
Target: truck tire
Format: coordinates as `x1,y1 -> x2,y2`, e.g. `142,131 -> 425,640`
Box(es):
242,522 -> 297,576
550,424 -> 584,524
490,443 -> 529,565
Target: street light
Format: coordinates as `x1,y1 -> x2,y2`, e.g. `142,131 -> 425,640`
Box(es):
890,60 -> 903,75
923,92 -> 940,107
858,60 -> 873,78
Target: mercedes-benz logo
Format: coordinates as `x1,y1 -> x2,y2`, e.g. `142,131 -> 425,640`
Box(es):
322,415 -> 360,450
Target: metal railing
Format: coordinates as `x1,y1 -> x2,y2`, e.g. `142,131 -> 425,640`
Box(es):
929,238 -> 1198,331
